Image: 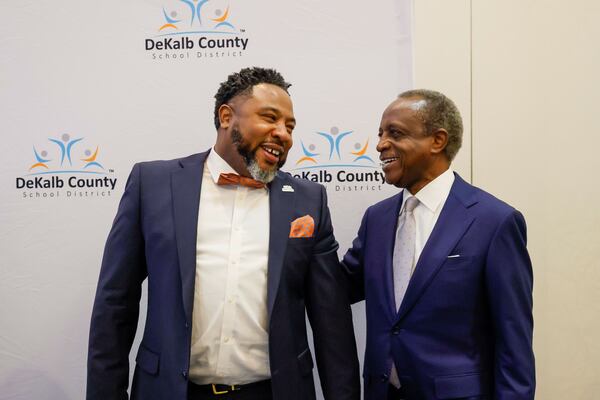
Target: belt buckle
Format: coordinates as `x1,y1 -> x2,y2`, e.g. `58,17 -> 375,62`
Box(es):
211,384 -> 239,395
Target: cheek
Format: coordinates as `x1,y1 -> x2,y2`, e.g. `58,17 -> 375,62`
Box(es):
400,141 -> 422,156
243,129 -> 264,146
391,142 -> 408,156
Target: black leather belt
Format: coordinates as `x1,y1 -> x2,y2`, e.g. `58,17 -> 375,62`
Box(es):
188,379 -> 272,399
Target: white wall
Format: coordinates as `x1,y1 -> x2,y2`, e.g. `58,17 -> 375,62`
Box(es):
415,0 -> 600,397
414,0 -> 472,180
472,1 -> 600,397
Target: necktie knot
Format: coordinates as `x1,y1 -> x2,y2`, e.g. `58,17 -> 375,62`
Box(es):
404,196 -> 419,213
217,173 -> 266,189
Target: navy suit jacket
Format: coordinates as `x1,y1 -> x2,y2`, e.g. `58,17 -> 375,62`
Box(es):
343,173 -> 535,400
87,150 -> 360,400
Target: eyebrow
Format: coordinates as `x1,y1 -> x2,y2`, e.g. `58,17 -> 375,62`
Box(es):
259,106 -> 296,125
384,122 -> 404,130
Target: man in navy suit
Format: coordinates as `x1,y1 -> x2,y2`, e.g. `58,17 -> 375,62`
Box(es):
343,89 -> 535,399
87,67 -> 360,400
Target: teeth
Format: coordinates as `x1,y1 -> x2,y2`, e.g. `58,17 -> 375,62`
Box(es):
264,147 -> 281,156
380,158 -> 398,166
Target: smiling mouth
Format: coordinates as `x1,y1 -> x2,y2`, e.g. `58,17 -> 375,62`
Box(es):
262,146 -> 281,157
260,144 -> 284,164
380,157 -> 399,168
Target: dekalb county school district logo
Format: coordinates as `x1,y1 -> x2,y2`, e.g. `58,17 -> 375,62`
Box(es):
290,127 -> 385,192
16,133 -> 117,199
146,0 -> 249,61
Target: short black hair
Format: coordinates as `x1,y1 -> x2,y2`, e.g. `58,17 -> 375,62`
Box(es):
213,67 -> 291,129
398,89 -> 463,161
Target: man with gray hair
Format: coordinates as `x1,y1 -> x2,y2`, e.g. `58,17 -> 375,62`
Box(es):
343,89 -> 535,399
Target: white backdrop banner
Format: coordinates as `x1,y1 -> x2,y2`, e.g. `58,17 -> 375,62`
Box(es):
0,0 -> 413,398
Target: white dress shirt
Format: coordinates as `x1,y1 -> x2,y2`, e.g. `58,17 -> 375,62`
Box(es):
189,149 -> 271,385
398,168 -> 455,272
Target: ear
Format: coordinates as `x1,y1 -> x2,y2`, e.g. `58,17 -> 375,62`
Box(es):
218,104 -> 234,129
430,128 -> 448,156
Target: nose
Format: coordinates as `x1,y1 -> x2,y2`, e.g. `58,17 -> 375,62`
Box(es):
272,122 -> 292,144
376,136 -> 388,153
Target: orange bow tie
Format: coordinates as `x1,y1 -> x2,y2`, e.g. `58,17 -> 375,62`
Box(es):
217,173 -> 266,189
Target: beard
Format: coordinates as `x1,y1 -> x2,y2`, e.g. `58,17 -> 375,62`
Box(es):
231,126 -> 285,183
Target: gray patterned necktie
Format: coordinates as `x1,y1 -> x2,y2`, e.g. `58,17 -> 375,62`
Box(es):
390,195 -> 419,388
393,196 -> 419,311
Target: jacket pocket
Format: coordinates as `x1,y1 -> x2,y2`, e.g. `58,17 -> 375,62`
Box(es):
135,344 -> 160,376
442,256 -> 474,269
297,348 -> 314,376
434,372 -> 485,399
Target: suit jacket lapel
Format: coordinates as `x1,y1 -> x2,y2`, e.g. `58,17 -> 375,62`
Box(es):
396,174 -> 477,321
171,151 -> 208,324
267,172 -> 295,319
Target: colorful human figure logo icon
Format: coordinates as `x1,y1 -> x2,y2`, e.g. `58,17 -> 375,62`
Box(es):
295,127 -> 375,167
351,139 -> 374,163
49,134 -> 82,167
82,147 -> 104,170
26,134 -> 108,175
317,126 -> 352,160
29,147 -> 51,171
296,141 -> 320,165
159,8 -> 182,31
178,0 -> 209,26
211,6 -> 235,30
159,0 -> 233,31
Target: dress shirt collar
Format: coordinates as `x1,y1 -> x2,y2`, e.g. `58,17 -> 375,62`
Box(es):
401,168 -> 455,214
206,147 -> 271,191
206,147 -> 242,184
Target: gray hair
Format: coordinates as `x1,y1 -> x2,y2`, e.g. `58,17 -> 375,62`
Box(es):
398,89 -> 463,161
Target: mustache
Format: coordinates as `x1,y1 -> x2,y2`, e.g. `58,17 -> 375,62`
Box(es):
231,128 -> 284,149
260,139 -> 285,148
231,127 -> 287,169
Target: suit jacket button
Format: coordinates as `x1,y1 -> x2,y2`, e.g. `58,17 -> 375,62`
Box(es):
182,371 -> 188,379
185,322 -> 189,328
392,329 -> 400,335
380,373 -> 389,382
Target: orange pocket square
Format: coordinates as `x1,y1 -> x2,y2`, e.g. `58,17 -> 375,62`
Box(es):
289,215 -> 315,238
